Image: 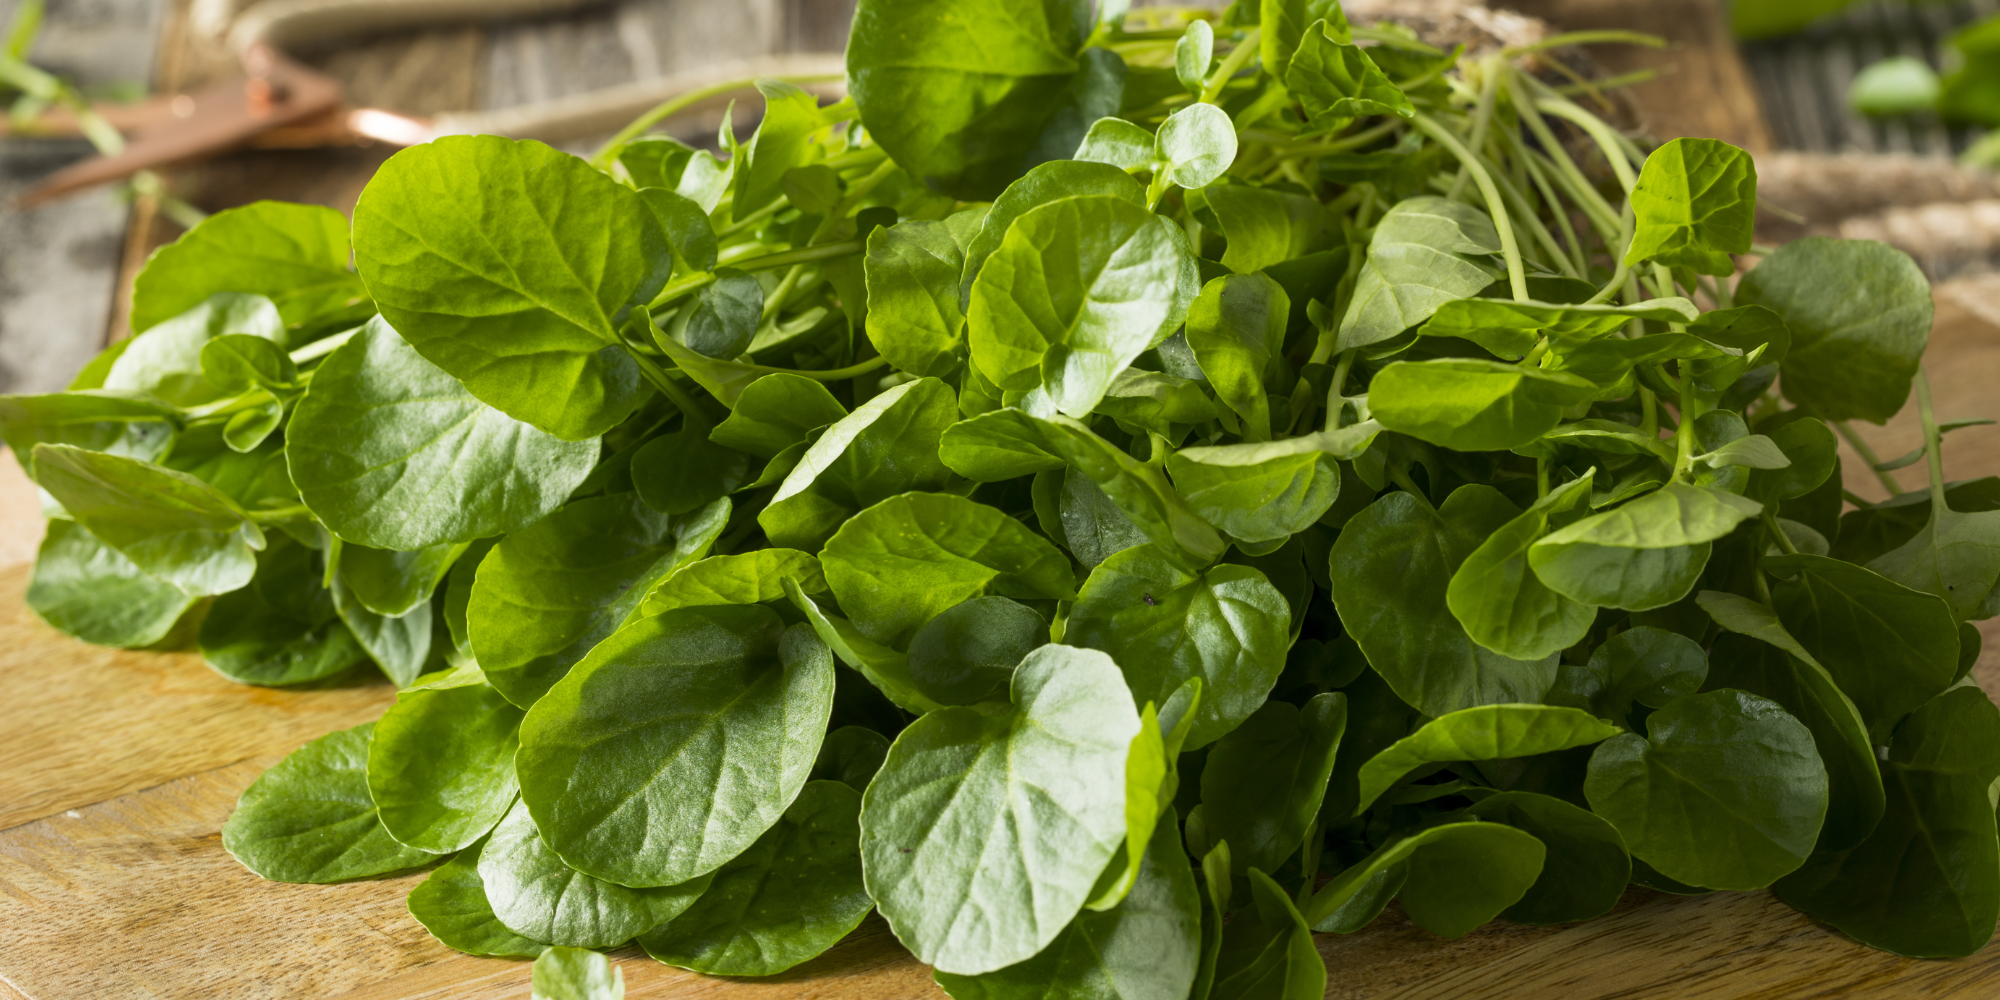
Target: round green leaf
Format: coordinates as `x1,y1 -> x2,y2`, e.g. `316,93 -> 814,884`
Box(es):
1193,692 -> 1347,874
1368,358 -> 1598,452
407,835 -> 550,958
27,519 -> 195,648
479,799 -> 712,949
1154,102 -> 1236,189
106,292 -> 285,407
1456,791 -> 1630,925
32,443 -> 262,598
864,220 -> 969,377
1445,473 -> 1596,660
221,722 -> 439,883
958,160 -> 1146,307
758,377 -> 958,552
367,665 -> 525,853
1545,625 -> 1707,724
1736,236 -> 1932,423
130,200 -> 364,333
1352,704 -> 1620,816
639,548 -> 825,617
907,596 -> 1047,705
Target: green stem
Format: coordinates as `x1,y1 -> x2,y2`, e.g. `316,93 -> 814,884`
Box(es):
1914,368 -> 1948,513
1640,386 -> 1659,439
1832,420 -> 1905,498
590,71 -> 845,168
290,329 -> 359,364
1388,461 -> 1432,509
1517,141 -> 1588,276
1763,510 -> 1800,555
1410,111 -> 1527,301
1504,29 -> 1667,56
1505,73 -> 1623,233
1671,364 -> 1698,482
650,240 -> 865,309
1536,456 -> 1550,499
1200,28 -> 1262,104
1447,56 -> 1505,201
716,196 -> 790,238
1325,349 -> 1356,432
1583,201 -> 1637,306
1475,147 -> 1580,279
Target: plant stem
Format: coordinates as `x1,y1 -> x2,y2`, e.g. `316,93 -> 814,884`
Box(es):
1388,461 -> 1432,509
1763,510 -> 1800,555
1504,74 -> 1622,234
590,71 -> 845,168
290,329 -> 359,364
1326,349 -> 1356,432
650,240 -> 865,309
1640,386 -> 1659,439
1410,111 -> 1528,301
1832,420 -> 1905,498
1914,368 -> 1948,513
1200,28 -> 1261,104
1448,56 -> 1505,201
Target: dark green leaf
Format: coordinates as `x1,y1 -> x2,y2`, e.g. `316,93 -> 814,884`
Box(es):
907,595 -> 1047,705
221,723 -> 439,883
1351,704 -> 1620,816
26,519 -> 194,648
1545,625 -> 1707,724
1368,358 -> 1597,452
759,377 -> 958,551
480,799 -> 712,948
1736,236 -> 1932,423
407,835 -> 549,958
1452,792 -> 1629,924
1192,692 -> 1346,874
367,664 -> 525,853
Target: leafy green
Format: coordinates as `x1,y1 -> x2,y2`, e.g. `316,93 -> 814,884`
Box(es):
1624,138 -> 1757,276
481,800 -> 712,948
27,519 -> 195,647
367,665 -> 525,852
1736,237 -> 1932,423
1351,704 -> 1621,816
1189,692 -> 1346,874
221,723 -> 439,883
531,947 -> 625,1000
130,201 -> 366,333
759,376 -> 957,550
407,835 -> 549,958
1338,196 -> 1502,351
33,443 -> 263,597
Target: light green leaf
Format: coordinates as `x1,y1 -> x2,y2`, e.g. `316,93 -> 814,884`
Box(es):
759,377 -> 958,551
709,373 -> 848,458
959,160 -> 1147,308
1368,358 -> 1598,452
733,80 -> 848,216
221,723 -> 439,883
367,664 -> 525,853
406,835 -> 549,958
1185,273 -> 1286,441
130,201 -> 366,332
1167,445 -> 1340,546
107,293 -> 284,408
1625,138 -> 1757,276
481,800 -> 712,949
1338,196 -> 1502,351
200,333 -> 299,394
1446,472 -> 1597,661
338,540 -> 466,618
531,947 -> 625,1000
27,519 -> 194,648
865,220 -> 969,376
783,577 -> 947,715
1075,116 -> 1157,171
1202,182 -> 1340,274
331,573 -> 431,686
907,596 -> 1047,705
1352,704 -> 1620,816
1154,102 -> 1237,190
32,443 -> 262,597
0,391 -> 175,475
1286,20 -> 1414,135
639,548 -> 826,617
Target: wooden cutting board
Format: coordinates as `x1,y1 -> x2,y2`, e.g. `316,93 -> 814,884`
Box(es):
2,291 -> 2000,999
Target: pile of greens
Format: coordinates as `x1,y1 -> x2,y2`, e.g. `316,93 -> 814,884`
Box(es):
7,0 -> 1999,993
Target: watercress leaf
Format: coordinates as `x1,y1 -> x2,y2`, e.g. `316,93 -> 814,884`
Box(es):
531,946 -> 625,1000
221,722 -> 439,882
865,220 -> 969,377
0,391 -> 175,475
937,408 -> 1067,481
1528,539 -> 1711,612
1735,236 -> 1932,423
1177,19 -> 1213,94
1548,332 -> 1727,387
332,574 -> 432,687
783,577 -> 948,715
959,160 -> 1147,308
813,726 -> 892,791
1154,102 -> 1237,189
968,195 -> 1190,415
1200,183 -> 1339,273
1304,821 -> 1541,935
1774,685 -> 2000,958
1338,196 -> 1502,352
1768,553 -> 1961,735
353,135 -> 672,440
1331,489 -> 1560,717
638,780 -> 872,976
733,80 -> 847,216
1166,444 -> 1340,546
471,494 -> 729,708
32,443 -> 261,597
907,595 -> 1047,705
407,835 -> 549,957
822,492 -> 1077,648
288,318 -> 598,550
634,185 -> 718,275
1210,867 -> 1325,1000
26,519 -> 195,648
106,292 -> 284,407
630,424 -> 753,516
1369,358 -> 1598,452
1062,468 -> 1151,569
1624,138 -> 1757,276
1453,791 -> 1630,924
760,377 -> 959,551
1352,704 -> 1620,816
640,548 -> 825,616
481,800 -> 713,948
653,325 -> 762,406
1544,625 -> 1707,724
1185,273 -> 1286,441
130,200 -> 366,333
516,610 -> 835,887
934,815 -> 1200,1000
216,401 -> 284,466
1445,472 -> 1596,660
847,0 -> 1089,200
1746,416 -> 1836,505
616,134 -> 694,191
1866,499 -> 2000,623
198,541 -> 367,685
862,644 -> 1141,975
1196,692 -> 1346,874
200,332 -> 298,394
1584,688 -> 1829,889
1286,21 -> 1414,135
1688,303 -> 1791,362
709,373 -> 848,458
367,664 -> 525,853
1422,297 -> 1700,359
1075,116 -> 1157,171
668,268 -> 763,359
1691,433 -> 1789,470
339,540 -> 465,618
1067,544 -> 1288,748
1540,481 -> 1762,550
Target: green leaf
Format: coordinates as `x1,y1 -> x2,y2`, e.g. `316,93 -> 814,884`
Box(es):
638,780 -> 872,976
1352,704 -> 1620,816
1422,297 -> 1699,359
822,492 -> 1077,648
862,644 -> 1141,975
200,333 -> 299,394
366,664 -> 525,853
1451,792 -> 1630,924
481,800 -> 712,949
531,947 -> 625,1000
1304,821 -> 1545,936
1691,433 -> 1790,470
1368,358 -> 1598,452
1211,869 -> 1325,999
27,519 -> 194,648
709,373 -> 849,458
107,292 -> 284,407
759,377 -> 958,551
1166,443 -> 1341,546
865,220 -> 969,376
959,160 -> 1147,308
339,540 -> 466,618
1338,196 -> 1502,351
515,608 -> 835,887
635,185 -> 718,275
1060,468 -> 1151,569
332,573 -> 431,686
353,135 -> 672,439
847,0 -> 1089,199
907,596 -> 1047,705
1200,183 -> 1339,274
1768,553 -> 1961,736
198,540 -> 368,685
1735,236 -> 1932,423
733,80 -> 848,216
1527,482 -> 1760,611
968,195 -> 1191,416
640,548 -> 825,617
1067,544 -> 1291,749
1545,625 -> 1707,724
32,443 -> 262,597
1193,692 -> 1346,874
470,494 -> 729,708
288,318 -> 599,551
1074,116 -> 1157,171
1624,138 -> 1758,277
1154,102 -> 1237,189
1286,20 -> 1414,135
1867,499 -> 2000,623
1185,273 -> 1286,441
406,835 -> 549,958
221,722 -> 439,882
813,726 -> 892,791
1331,489 -> 1560,717
783,577 -> 948,715
1746,416 -> 1836,506
629,423 -> 753,516
933,815 -> 1200,1000
1445,473 -> 1596,661
0,391 -> 174,475
1585,688 -> 1829,890
1775,685 -> 2000,958
1177,19 -> 1213,94
131,201 -> 366,332
665,268 -> 762,359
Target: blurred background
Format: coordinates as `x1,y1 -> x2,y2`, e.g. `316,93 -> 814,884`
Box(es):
5,0 -> 2000,394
